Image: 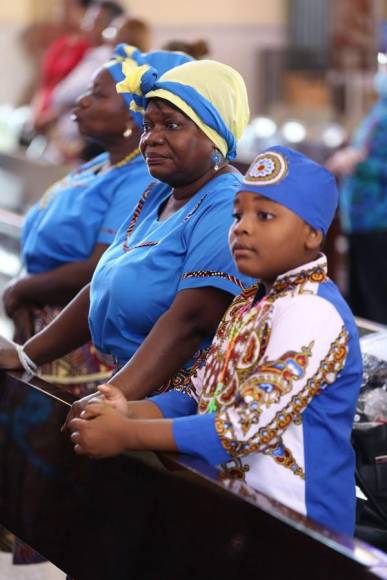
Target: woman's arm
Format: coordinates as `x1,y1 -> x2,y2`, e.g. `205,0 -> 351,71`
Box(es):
3,243 -> 108,316
109,286 -> 232,399
24,283 -> 92,365
0,284 -> 92,370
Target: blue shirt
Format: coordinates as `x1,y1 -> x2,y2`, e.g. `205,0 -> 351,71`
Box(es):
89,172 -> 253,368
22,152 -> 151,273
340,98 -> 387,233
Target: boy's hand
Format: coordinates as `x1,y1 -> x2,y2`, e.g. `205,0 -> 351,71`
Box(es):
96,384 -> 129,416
69,404 -> 130,457
61,391 -> 102,432
62,384 -> 129,432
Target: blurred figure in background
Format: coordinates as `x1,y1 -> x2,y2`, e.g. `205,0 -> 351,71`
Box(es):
52,0 -> 125,112
162,38 -> 209,59
326,58 -> 387,324
31,0 -> 95,133
16,22 -> 61,107
44,0 -> 125,161
109,16 -> 151,52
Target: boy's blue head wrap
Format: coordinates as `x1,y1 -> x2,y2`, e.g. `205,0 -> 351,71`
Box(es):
240,146 -> 338,235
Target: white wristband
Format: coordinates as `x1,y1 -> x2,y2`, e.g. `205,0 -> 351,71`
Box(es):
16,344 -> 38,375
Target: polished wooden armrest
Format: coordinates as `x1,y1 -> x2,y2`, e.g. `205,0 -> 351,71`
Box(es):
1,370 -> 387,579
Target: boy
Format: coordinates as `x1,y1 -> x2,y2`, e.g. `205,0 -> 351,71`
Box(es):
69,146 -> 363,535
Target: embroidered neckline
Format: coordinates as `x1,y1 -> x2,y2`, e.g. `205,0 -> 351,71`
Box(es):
268,256 -> 328,299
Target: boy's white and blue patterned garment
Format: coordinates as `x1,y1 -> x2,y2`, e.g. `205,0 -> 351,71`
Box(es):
21,152 -> 151,274
151,255 -> 363,536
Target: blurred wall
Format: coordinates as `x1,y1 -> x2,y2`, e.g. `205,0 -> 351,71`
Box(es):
0,1 -> 54,105
125,0 -> 284,24
0,1 -> 33,23
126,0 -> 286,115
0,0 -> 287,115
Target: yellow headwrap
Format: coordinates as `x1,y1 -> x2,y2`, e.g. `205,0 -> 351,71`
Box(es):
145,60 -> 250,158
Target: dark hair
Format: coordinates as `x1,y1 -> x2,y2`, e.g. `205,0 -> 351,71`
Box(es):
162,39 -> 210,60
114,17 -> 151,52
79,0 -> 96,7
97,0 -> 124,18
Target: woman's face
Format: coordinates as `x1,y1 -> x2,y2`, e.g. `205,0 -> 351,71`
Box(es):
140,99 -> 214,187
73,68 -> 131,141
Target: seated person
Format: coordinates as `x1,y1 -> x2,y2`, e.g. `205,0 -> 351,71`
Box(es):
31,0 -> 95,132
69,146 -> 363,537
42,0 -> 125,161
3,45 -> 191,394
0,58 -> 252,405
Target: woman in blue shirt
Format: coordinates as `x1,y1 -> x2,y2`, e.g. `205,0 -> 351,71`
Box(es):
2,45 -> 191,394
0,58 -> 252,413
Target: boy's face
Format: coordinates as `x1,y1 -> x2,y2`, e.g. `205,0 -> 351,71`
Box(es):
229,191 -> 322,288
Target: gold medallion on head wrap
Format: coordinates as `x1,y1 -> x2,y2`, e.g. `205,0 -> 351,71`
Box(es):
244,151 -> 288,186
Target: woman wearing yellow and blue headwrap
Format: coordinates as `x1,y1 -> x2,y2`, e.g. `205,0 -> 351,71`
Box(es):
0,58 -> 252,423
2,45 -> 191,397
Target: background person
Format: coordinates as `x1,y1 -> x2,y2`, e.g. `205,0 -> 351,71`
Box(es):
326,63 -> 387,324
30,0 -> 95,133
40,0 -> 125,161
3,45 -> 191,395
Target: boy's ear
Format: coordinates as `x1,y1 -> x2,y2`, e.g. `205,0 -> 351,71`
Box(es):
305,226 -> 323,251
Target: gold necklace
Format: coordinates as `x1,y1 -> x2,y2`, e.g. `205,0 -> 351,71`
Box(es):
39,147 -> 141,209
113,146 -> 141,168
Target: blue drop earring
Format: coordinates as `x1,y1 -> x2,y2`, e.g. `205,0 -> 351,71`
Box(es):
211,150 -> 222,171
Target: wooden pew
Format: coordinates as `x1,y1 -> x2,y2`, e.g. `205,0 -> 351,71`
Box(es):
1,372 -> 387,579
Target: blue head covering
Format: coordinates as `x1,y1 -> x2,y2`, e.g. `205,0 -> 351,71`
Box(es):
240,146 -> 338,235
114,58 -> 250,160
105,44 -> 193,127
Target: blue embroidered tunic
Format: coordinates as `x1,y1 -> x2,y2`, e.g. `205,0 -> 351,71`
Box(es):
22,152 -> 151,273
151,255 -> 363,535
88,172 -> 253,370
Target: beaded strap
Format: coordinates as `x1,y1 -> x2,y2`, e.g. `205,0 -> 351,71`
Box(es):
16,345 -> 38,375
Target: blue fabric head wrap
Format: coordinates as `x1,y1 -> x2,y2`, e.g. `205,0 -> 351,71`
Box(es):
143,60 -> 250,160
105,44 -> 193,127
147,81 -> 238,158
240,146 -> 338,235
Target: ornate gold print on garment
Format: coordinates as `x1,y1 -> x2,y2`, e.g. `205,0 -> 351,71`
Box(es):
219,457 -> 250,481
215,327 -> 349,463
